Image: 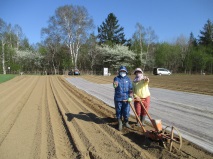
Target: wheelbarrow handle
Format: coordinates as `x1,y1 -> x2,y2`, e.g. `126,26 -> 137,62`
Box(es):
138,101 -> 153,121
138,100 -> 163,132
128,101 -> 147,133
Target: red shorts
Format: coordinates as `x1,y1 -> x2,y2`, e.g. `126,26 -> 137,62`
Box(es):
134,96 -> 150,116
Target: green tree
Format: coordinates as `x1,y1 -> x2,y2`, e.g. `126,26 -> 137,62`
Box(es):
184,33 -> 197,74
155,42 -> 182,72
189,32 -> 197,47
199,19 -> 213,48
198,19 -> 213,73
97,13 -> 127,46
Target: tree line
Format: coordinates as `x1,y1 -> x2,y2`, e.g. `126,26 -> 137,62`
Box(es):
1,4 -> 213,75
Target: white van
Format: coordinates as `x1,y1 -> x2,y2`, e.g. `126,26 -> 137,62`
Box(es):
153,68 -> 171,75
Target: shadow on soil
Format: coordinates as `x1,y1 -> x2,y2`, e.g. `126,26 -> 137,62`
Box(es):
65,112 -> 111,124
65,112 -> 163,151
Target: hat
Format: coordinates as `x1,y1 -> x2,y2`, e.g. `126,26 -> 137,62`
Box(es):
134,68 -> 143,74
119,66 -> 128,73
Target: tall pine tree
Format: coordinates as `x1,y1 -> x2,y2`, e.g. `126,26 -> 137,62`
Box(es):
189,32 -> 197,47
198,19 -> 213,73
199,19 -> 213,47
97,13 -> 127,46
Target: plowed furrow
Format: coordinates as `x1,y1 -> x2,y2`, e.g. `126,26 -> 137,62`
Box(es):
0,76 -> 39,146
29,78 -> 44,159
0,76 -> 37,113
0,76 -> 29,95
29,76 -> 56,159
0,76 -> 44,158
47,76 -> 78,159
50,77 -> 92,158
0,75 -> 212,159
44,88 -> 56,159
0,76 -> 25,91
50,77 -> 109,158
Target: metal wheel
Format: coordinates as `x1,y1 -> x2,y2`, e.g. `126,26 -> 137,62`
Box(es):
162,126 -> 182,152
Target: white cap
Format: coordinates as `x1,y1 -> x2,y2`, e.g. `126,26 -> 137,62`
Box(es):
134,68 -> 143,74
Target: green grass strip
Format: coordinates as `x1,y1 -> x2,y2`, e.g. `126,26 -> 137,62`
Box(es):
0,74 -> 17,83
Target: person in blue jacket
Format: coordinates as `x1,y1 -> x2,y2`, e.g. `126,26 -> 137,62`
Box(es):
113,66 -> 133,131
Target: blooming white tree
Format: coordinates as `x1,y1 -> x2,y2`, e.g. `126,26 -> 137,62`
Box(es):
96,44 -> 135,68
16,50 -> 43,70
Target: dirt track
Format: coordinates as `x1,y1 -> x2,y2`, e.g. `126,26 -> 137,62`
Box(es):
0,75 -> 213,159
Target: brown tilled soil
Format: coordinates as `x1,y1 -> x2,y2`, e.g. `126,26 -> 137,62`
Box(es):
81,74 -> 213,96
0,75 -> 213,159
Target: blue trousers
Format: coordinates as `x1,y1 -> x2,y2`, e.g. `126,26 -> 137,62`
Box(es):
114,100 -> 130,122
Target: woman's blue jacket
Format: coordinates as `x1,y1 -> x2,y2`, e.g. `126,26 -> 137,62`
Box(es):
113,75 -> 132,101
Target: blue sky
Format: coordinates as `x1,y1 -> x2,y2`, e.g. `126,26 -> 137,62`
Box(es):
1,0 -> 212,44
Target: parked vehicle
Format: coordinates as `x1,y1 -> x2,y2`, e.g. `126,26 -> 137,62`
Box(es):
68,70 -> 73,75
153,68 -> 171,75
74,69 -> 80,75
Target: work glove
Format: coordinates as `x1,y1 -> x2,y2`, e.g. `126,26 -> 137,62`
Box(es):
127,98 -> 132,102
113,81 -> 118,88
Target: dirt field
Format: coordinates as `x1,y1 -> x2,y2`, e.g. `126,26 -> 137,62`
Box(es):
81,74 -> 213,96
0,75 -> 213,159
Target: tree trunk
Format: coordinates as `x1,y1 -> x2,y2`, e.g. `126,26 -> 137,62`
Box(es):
52,52 -> 56,75
74,53 -> 78,68
140,35 -> 143,67
1,41 -> 6,74
143,43 -> 150,71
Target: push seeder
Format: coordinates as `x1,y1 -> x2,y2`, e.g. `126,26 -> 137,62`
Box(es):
129,100 -> 182,152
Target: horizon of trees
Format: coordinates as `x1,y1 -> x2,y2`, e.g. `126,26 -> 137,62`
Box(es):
1,5 -> 213,75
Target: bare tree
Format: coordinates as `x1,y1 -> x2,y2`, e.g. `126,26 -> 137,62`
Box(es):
86,34 -> 99,71
7,24 -> 13,48
132,23 -> 157,70
53,5 -> 94,68
134,23 -> 145,66
143,26 -> 158,70
41,20 -> 61,75
175,34 -> 189,71
0,18 -> 8,74
46,38 -> 60,75
13,24 -> 23,50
